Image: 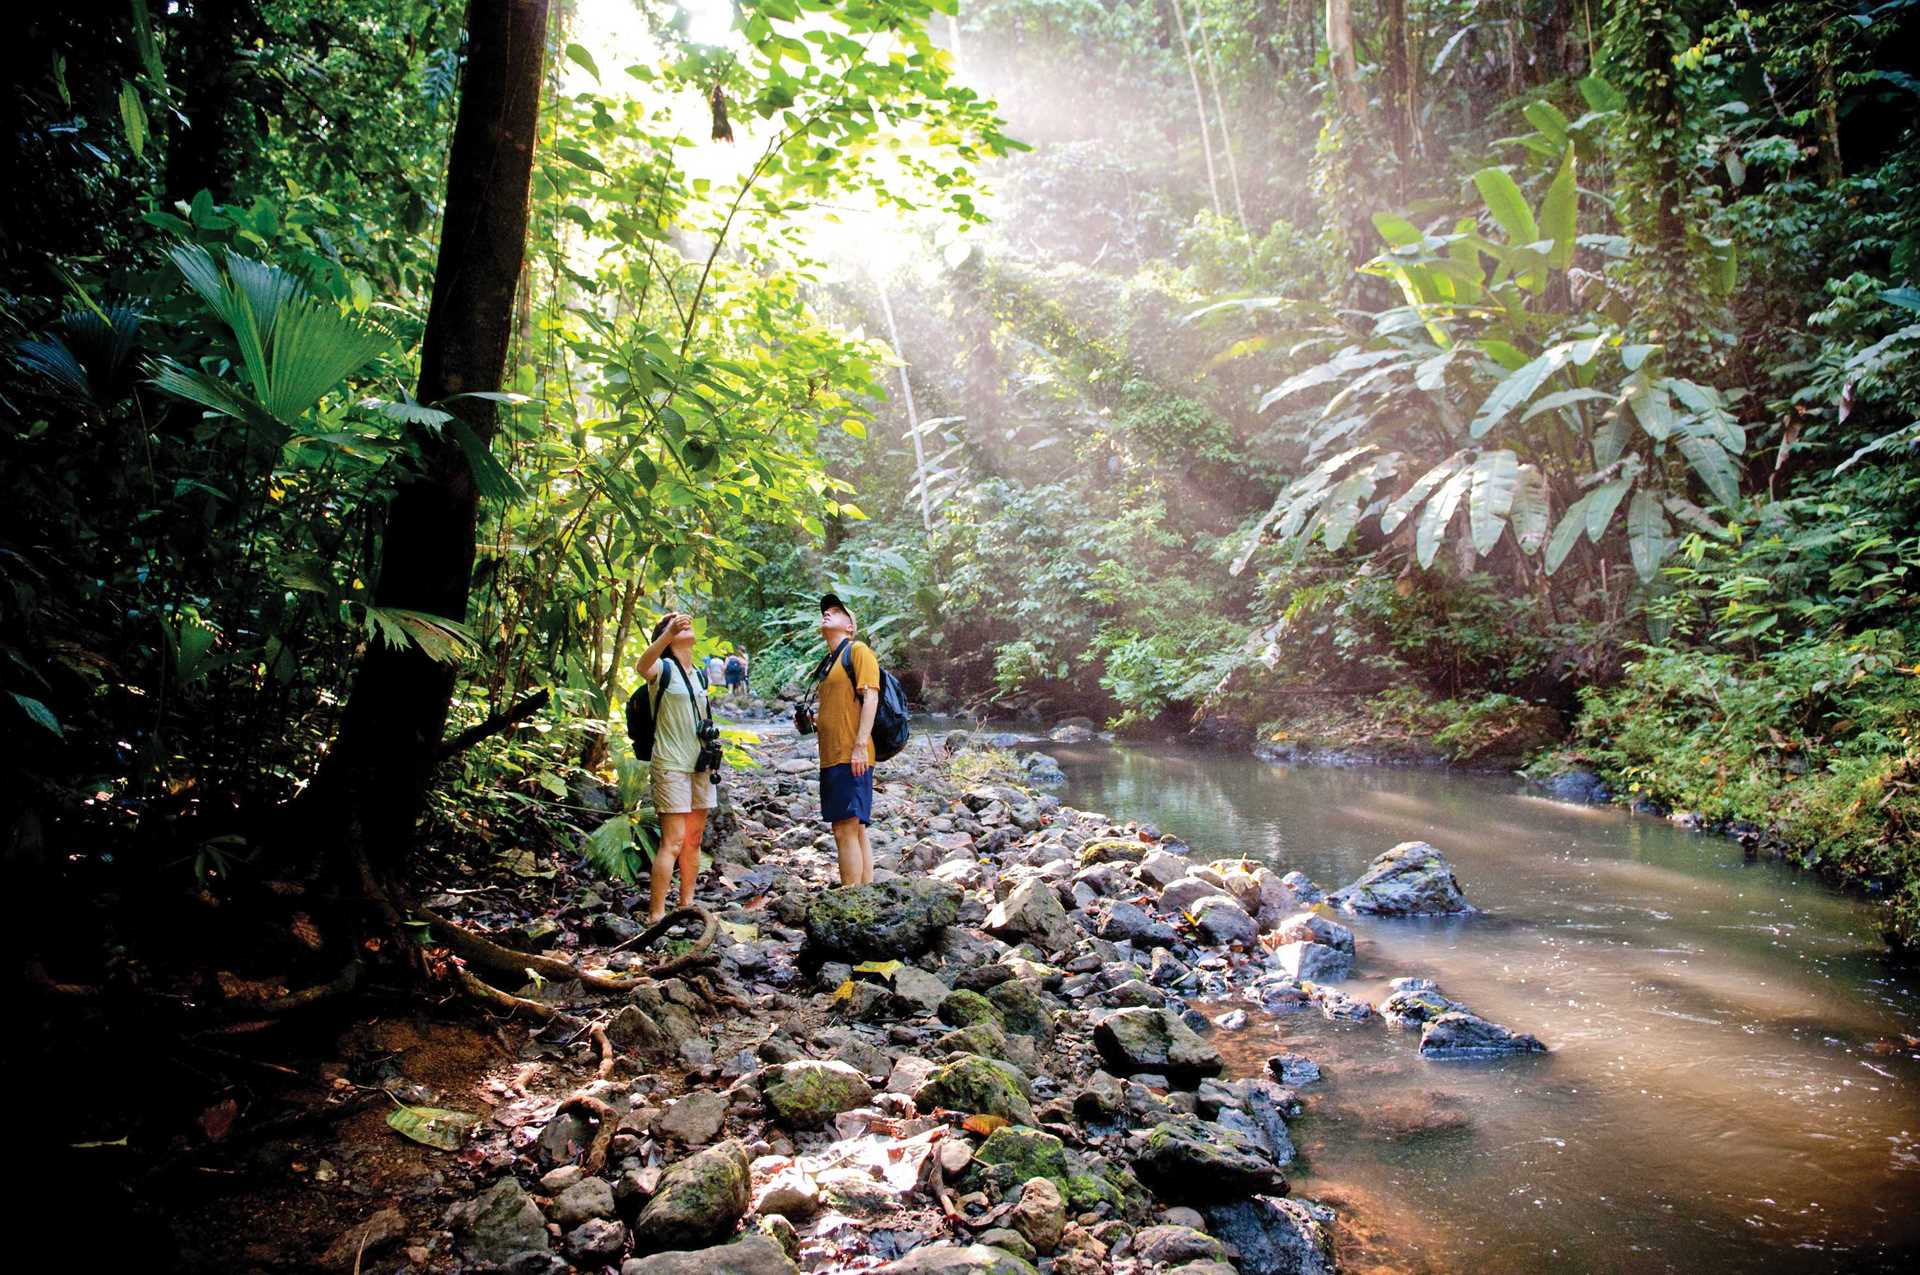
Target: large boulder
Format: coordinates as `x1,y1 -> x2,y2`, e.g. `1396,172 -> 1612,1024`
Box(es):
1079,838 -> 1149,867
1327,841 -> 1475,916
633,1140 -> 752,1253
1092,1008 -> 1222,1083
806,879 -> 961,960
876,1243 -> 1041,1275
1192,895 -> 1259,947
985,879 -> 1078,953
1160,877 -> 1233,914
1009,1178 -> 1067,1253
915,1053 -> 1035,1125
1134,1116 -> 1286,1200
448,1178 -> 550,1264
1271,912 -> 1354,952
1202,1198 -> 1336,1275
1207,861 -> 1301,931
971,1125 -> 1071,1195
621,1235 -> 799,1275
1271,940 -> 1353,982
761,1060 -> 874,1127
1418,1011 -> 1546,1057
985,979 -> 1056,1045
1098,901 -> 1179,948
1132,1225 -> 1228,1266
1379,979 -> 1467,1029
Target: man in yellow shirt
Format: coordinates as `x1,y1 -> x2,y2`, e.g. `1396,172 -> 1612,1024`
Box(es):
814,593 -> 881,886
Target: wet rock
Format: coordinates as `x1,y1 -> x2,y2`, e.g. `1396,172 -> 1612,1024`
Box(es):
632,1140 -> 752,1253
1135,851 -> 1191,889
1279,872 -> 1323,904
761,1060 -> 874,1127
875,1243 -> 1042,1275
805,879 -> 961,960
502,1255 -> 568,1275
620,1234 -> 800,1275
1132,1224 -> 1227,1266
537,1111 -> 592,1165
939,989 -> 1004,1029
593,912 -> 644,944
1192,896 -> 1258,946
1271,940 -> 1353,982
973,1125 -> 1070,1193
1093,1008 -> 1222,1083
1310,986 -> 1373,1021
886,1054 -> 940,1096
1272,912 -> 1354,952
1265,1053 -> 1321,1086
1208,861 -> 1300,931
1079,838 -> 1149,867
1050,721 -> 1100,744
891,966 -> 953,1016
1201,1197 -> 1335,1275
1010,1177 -> 1068,1252
549,1175 -> 618,1226
976,1228 -> 1037,1262
985,978 -> 1056,1044
1419,1011 -> 1546,1057
986,879 -> 1077,952
914,1053 -> 1035,1125
1535,767 -> 1610,804
1021,753 -> 1068,788
1380,980 -> 1467,1029
653,1090 -> 729,1145
1159,877 -> 1232,914
1135,1116 -> 1286,1200
1327,841 -> 1475,916
566,1217 -> 628,1264
1214,1009 -> 1248,1030
1103,978 -> 1164,1008
1098,901 -> 1179,948
449,1177 -> 550,1263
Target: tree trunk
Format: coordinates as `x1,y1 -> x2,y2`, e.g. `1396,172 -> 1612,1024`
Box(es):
1169,0 -> 1224,218
307,0 -> 549,882
1385,0 -> 1411,182
1326,0 -> 1367,123
876,280 -> 933,532
1196,11 -> 1251,236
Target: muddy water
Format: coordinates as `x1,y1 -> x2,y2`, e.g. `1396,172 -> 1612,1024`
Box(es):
1053,741 -> 1920,1273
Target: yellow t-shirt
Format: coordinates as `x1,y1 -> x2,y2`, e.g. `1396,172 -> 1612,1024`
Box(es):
816,640 -> 881,769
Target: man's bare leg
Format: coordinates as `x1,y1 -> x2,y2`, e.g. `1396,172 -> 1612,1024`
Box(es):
833,817 -> 865,886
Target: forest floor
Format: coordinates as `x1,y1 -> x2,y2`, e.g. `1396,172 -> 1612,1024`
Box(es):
138,714 -> 1544,1274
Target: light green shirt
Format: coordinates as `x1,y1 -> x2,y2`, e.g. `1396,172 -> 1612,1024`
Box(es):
648,658 -> 706,772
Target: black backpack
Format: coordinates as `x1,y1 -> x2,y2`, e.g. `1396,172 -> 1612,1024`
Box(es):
807,639 -> 911,763
624,655 -> 709,761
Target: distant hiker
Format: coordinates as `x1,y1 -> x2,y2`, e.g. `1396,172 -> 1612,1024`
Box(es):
706,651 -> 727,688
636,611 -> 720,923
725,649 -> 748,693
808,594 -> 881,886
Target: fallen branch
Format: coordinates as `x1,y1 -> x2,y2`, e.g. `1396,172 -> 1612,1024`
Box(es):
423,905 -> 716,992
436,689 -> 551,761
256,960 -> 363,1014
456,967 -> 555,1020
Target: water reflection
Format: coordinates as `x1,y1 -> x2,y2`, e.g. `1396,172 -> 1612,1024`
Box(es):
1056,741 -> 1920,1273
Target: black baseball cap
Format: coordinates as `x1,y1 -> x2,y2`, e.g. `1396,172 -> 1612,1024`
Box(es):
820,593 -> 848,614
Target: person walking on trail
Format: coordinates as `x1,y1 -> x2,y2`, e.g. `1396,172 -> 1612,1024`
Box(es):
636,611 -> 714,924
724,649 -> 748,694
813,594 -> 881,886
706,651 -> 727,689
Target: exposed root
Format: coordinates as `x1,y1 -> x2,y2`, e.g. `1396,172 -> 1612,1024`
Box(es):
422,904 -> 717,992
607,905 -> 713,956
557,1092 -> 617,1174
589,1023 -> 615,1080
256,960 -> 363,1013
456,967 -> 555,1020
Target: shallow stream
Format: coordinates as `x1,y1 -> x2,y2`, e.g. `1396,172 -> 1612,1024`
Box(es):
1049,740 -> 1920,1273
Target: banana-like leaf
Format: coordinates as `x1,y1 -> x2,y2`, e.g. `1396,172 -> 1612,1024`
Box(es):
1626,488 -> 1672,582
1468,450 -> 1520,555
1510,464 -> 1550,554
1625,376 -> 1677,440
1473,167 -> 1539,248
1318,473 -> 1378,551
1538,151 -> 1578,270
1471,340 -> 1580,437
1522,100 -> 1571,147
1380,451 -> 1466,535
1677,434 -> 1741,506
1544,491 -> 1593,574
1585,473 -> 1634,542
1416,468 -> 1471,568
387,1104 -> 480,1151
1521,387 -> 1613,423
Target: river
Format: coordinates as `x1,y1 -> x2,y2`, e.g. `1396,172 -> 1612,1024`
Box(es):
1045,738 -> 1920,1273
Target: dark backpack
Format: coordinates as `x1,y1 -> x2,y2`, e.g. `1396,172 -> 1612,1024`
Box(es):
807,639 -> 911,763
624,656 -> 708,761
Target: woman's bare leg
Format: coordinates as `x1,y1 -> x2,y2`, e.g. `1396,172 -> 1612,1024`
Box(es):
678,808 -> 709,907
649,812 -> 688,922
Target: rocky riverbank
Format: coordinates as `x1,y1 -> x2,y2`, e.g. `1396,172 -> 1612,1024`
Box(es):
263,720 -> 1545,1275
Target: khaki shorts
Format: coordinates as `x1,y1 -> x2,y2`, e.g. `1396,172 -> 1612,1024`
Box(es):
650,765 -> 715,814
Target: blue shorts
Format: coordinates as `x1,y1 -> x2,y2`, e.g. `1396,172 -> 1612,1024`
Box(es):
819,763 -> 873,826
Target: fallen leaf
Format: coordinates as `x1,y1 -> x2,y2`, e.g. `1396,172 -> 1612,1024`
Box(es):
200,1098 -> 239,1141
961,1114 -> 1009,1136
853,959 -> 903,981
832,979 -> 856,1002
387,1103 -> 481,1150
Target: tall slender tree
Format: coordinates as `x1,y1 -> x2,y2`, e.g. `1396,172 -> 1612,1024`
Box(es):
1169,0 -> 1224,218
306,0 -> 551,906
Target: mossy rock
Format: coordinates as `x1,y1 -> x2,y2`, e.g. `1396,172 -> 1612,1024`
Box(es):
938,1022 -> 1012,1061
1064,1152 -> 1154,1220
805,879 -> 962,960
762,1060 -> 874,1128
939,988 -> 1005,1030
633,1139 -> 752,1253
984,979 -> 1055,1045
914,1053 -> 1034,1125
970,1126 -> 1070,1197
1078,838 -> 1149,867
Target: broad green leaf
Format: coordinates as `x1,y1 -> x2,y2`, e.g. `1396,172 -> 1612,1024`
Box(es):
387,1104 -> 480,1151
1677,434 -> 1741,506
1372,212 -> 1424,248
119,82 -> 147,159
1626,378 -> 1677,441
1472,167 -> 1539,248
1468,449 -> 1520,554
1522,100 -> 1571,147
1318,473 -> 1377,551
1585,474 -> 1634,541
11,693 -> 63,739
1577,75 -> 1624,112
1539,151 -> 1577,269
1416,468 -> 1471,568
1380,452 -> 1465,535
564,42 -> 601,82
1510,464 -> 1550,554
1626,488 -> 1672,582
1545,492 -> 1593,574
1521,387 -> 1613,423
1472,341 -> 1579,437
